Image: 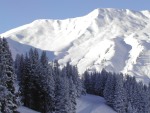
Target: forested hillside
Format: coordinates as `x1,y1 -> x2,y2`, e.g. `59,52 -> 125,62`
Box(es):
83,70 -> 150,113
1,38 -> 150,113
0,38 -> 84,113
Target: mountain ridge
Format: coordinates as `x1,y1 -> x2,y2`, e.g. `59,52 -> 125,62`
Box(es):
1,8 -> 150,83
2,8 -> 150,37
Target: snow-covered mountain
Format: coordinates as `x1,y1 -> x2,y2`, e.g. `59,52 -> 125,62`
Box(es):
1,8 -> 150,83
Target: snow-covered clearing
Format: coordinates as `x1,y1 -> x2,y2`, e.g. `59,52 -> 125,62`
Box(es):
17,106 -> 40,113
77,94 -> 116,113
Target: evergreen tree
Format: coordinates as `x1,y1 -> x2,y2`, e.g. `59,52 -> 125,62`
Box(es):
54,73 -> 69,113
2,38 -> 15,94
90,72 -> 97,94
103,73 -> 115,107
0,85 -> 15,113
132,82 -> 145,113
70,64 -> 83,97
113,74 -> 127,113
94,69 -> 108,96
14,54 -> 21,80
124,75 -> 134,105
0,38 -> 17,113
145,83 -> 150,113
19,54 -> 31,107
0,38 -> 6,87
83,71 -> 92,94
40,51 -> 55,113
69,77 -> 77,113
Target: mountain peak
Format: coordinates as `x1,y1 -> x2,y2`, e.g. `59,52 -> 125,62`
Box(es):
141,10 -> 150,18
1,8 -> 150,83
87,8 -> 129,20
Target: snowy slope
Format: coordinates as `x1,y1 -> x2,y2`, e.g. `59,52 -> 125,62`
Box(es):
17,106 -> 40,113
1,8 -> 150,83
17,94 -> 116,113
77,94 -> 116,113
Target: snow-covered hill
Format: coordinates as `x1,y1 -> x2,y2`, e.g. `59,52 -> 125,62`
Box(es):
17,106 -> 40,113
1,8 -> 150,83
77,94 -> 116,113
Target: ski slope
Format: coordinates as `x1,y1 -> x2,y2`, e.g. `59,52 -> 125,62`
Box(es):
77,94 -> 116,113
17,106 -> 40,113
1,8 -> 150,83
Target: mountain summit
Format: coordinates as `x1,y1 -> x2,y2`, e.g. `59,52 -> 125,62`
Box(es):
1,8 -> 150,83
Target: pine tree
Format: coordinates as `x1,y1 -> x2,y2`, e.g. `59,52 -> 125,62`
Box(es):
19,54 -> 31,107
40,51 -> 55,113
70,65 -> 83,97
94,69 -> 108,96
0,38 -> 17,113
52,60 -> 60,79
54,73 -> 69,113
133,82 -> 145,113
2,38 -> 15,94
90,72 -> 97,94
0,85 -> 14,113
113,74 -> 127,113
69,77 -> 77,113
62,67 -> 71,113
145,83 -> 150,113
124,75 -> 134,105
103,73 -> 115,107
83,71 -> 92,94
0,38 -> 6,86
14,54 -> 21,80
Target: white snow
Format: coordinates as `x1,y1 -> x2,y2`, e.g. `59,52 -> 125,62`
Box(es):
17,106 -> 40,113
77,94 -> 116,113
1,8 -> 150,83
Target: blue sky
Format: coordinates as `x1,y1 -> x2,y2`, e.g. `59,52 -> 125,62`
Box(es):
0,0 -> 150,33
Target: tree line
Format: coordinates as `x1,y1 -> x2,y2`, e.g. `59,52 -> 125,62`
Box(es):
0,38 -> 17,113
15,49 -> 84,113
83,69 -> 150,113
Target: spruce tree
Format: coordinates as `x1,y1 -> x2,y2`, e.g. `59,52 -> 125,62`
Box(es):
70,65 -> 83,97
113,74 -> 127,113
69,77 -> 77,113
40,51 -> 55,113
133,82 -> 145,113
19,54 -> 31,107
54,73 -> 69,113
103,73 -> 115,107
94,69 -> 107,96
145,83 -> 150,113
0,38 -> 17,113
2,38 -> 15,94
83,71 -> 92,94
